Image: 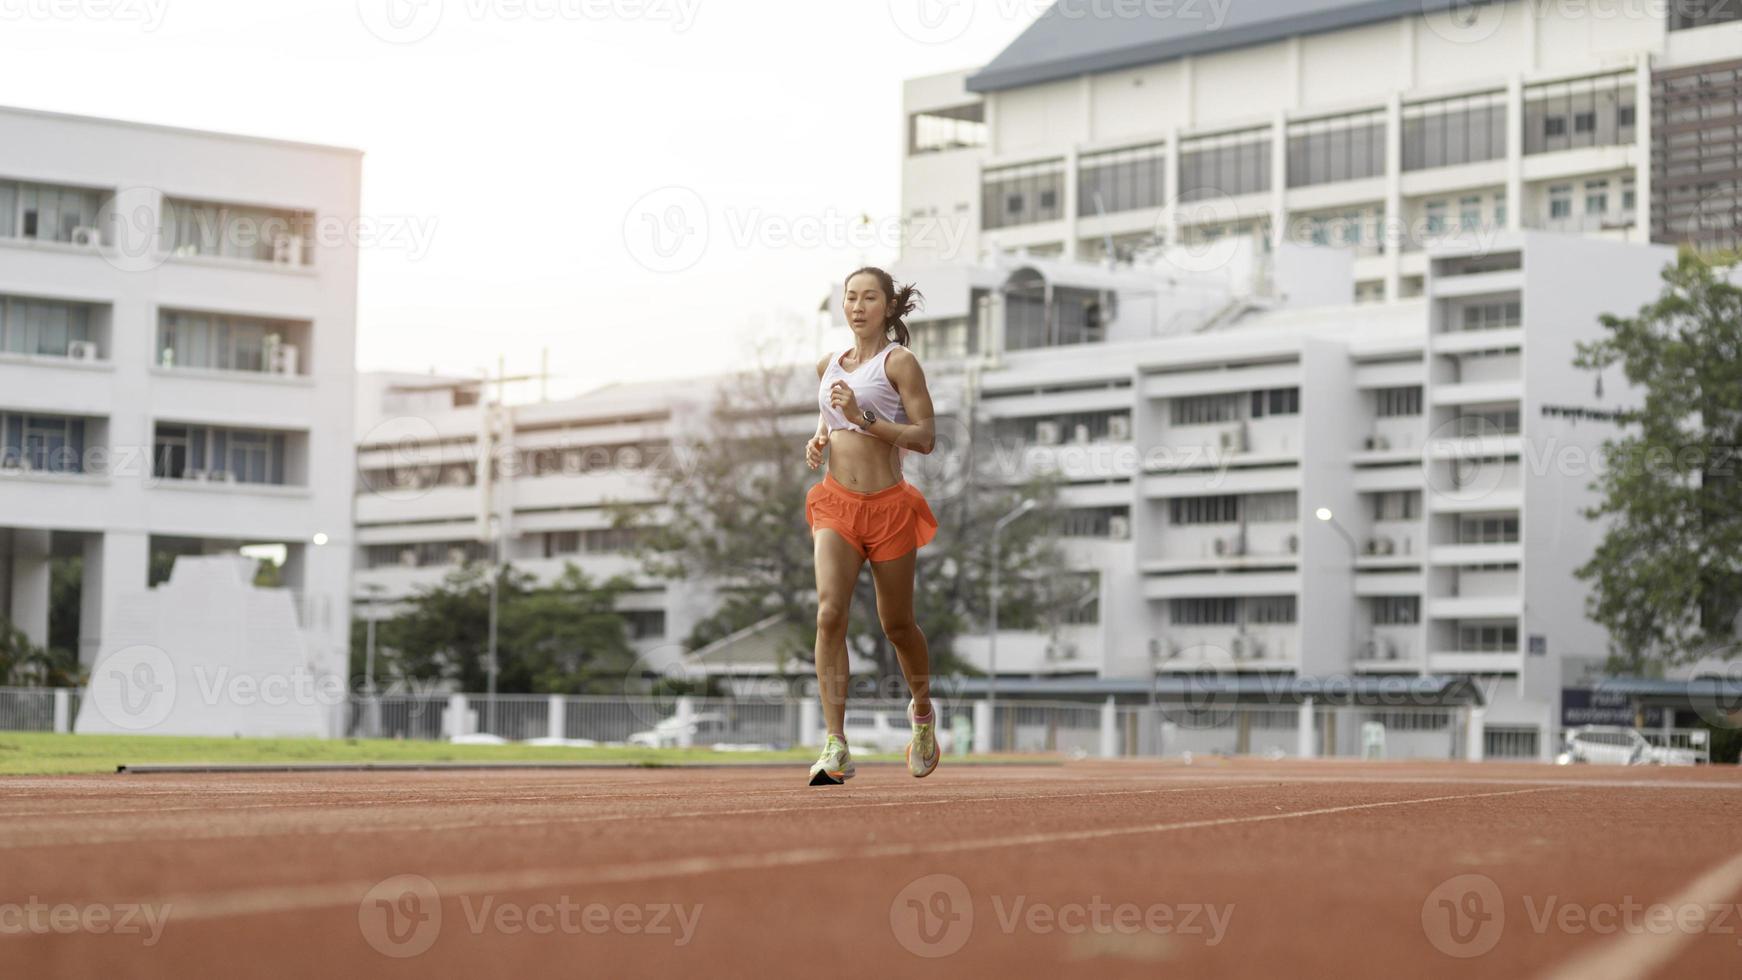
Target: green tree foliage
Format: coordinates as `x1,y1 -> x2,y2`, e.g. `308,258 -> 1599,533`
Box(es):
350,562 -> 637,694
1575,249 -> 1742,671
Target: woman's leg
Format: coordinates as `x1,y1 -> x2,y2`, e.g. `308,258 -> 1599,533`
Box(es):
813,528 -> 865,736
869,547 -> 930,717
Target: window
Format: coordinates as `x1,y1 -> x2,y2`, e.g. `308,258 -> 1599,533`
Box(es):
1375,386 -> 1423,417
1585,179 -> 1609,216
1458,515 -> 1520,544
1171,597 -> 1237,625
1372,491 -> 1419,521
0,297 -> 96,358
1671,0 -> 1742,28
3,182 -> 101,244
1459,623 -> 1518,652
1247,596 -> 1297,624
157,310 -> 303,373
163,197 -> 315,266
1171,393 -> 1242,425
1249,387 -> 1299,418
1456,407 -> 1521,436
1286,110 -> 1386,188
1371,596 -> 1420,625
1494,191 -> 1508,228
1244,492 -> 1297,523
982,159 -> 1065,231
1170,495 -> 1240,525
1548,184 -> 1573,220
1524,73 -> 1635,154
1078,142 -> 1166,216
1458,300 -> 1521,331
1622,177 -> 1636,213
909,103 -> 986,155
1402,91 -> 1507,170
1179,128 -> 1270,199
1459,195 -> 1483,231
1425,200 -> 1447,234
1,412 -> 86,473
1052,506 -> 1128,537
152,423 -> 289,485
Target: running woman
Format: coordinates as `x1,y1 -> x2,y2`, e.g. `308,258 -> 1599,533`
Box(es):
802,267 -> 940,786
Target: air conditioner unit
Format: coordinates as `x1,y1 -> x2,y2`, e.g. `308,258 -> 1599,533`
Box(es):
1381,638 -> 1399,660
70,225 -> 101,248
1230,635 -> 1248,659
1213,536 -> 1246,557
1286,533 -> 1300,554
272,234 -> 305,266
1219,426 -> 1247,453
1108,415 -> 1132,441
1247,639 -> 1266,660
66,340 -> 99,362
269,344 -> 299,376
1073,423 -> 1092,444
1364,434 -> 1391,451
1034,420 -> 1062,445
1107,515 -> 1131,540
1364,536 -> 1396,556
399,548 -> 419,568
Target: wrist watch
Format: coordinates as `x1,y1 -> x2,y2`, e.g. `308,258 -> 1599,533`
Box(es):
862,408 -> 877,426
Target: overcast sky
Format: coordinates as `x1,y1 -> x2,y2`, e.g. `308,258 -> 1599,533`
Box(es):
2,0 -> 1037,399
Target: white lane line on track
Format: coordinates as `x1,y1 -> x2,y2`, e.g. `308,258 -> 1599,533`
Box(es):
0,782 -> 1265,849
1532,849 -> 1742,980
16,785 -> 1565,927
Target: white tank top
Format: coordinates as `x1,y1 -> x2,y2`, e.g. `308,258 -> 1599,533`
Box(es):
818,342 -> 910,435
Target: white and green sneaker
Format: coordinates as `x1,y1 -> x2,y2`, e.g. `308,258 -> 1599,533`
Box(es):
906,699 -> 940,778
808,733 -> 855,786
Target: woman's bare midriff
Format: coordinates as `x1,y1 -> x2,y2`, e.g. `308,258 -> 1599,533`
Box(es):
825,429 -> 902,492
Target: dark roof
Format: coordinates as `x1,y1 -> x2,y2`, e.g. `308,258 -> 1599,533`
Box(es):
967,0 -> 1472,93
944,674 -> 1486,706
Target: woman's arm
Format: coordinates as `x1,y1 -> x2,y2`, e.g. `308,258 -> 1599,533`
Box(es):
836,348 -> 935,454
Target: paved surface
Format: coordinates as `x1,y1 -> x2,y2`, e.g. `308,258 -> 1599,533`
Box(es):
2,759 -> 1740,978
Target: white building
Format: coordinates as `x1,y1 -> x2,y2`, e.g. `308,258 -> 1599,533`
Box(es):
0,106 -> 359,697
882,0 -> 1742,756
902,0 -> 1742,284
353,371 -> 715,663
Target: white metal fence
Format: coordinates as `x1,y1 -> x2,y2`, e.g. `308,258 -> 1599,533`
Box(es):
1,685 -> 1725,765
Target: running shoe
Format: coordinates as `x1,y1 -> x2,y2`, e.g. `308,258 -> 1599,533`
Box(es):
906,698 -> 940,778
808,733 -> 855,786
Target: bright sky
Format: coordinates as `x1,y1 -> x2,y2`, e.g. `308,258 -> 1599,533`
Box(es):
1,0 -> 1037,400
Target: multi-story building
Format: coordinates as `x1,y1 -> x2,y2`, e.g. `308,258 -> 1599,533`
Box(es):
883,1 -> 1742,756
902,1 -> 1742,290
843,230 -> 1672,759
0,106 -> 359,695
352,371 -> 719,663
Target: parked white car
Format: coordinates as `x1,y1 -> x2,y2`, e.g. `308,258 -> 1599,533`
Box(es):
832,708 -> 955,755
1556,725 -> 1701,766
627,712 -> 729,749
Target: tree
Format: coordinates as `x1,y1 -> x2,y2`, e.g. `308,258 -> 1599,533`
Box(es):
1575,248 -> 1742,671
0,618 -> 82,687
611,335 -> 1075,687
350,561 -> 638,694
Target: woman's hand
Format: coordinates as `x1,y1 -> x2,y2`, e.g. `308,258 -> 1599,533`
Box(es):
828,381 -> 862,424
805,431 -> 828,470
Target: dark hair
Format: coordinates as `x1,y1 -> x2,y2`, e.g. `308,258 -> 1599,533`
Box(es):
844,266 -> 922,347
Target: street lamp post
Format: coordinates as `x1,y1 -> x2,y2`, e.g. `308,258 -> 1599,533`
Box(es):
987,498 -> 1037,751
1314,507 -> 1361,667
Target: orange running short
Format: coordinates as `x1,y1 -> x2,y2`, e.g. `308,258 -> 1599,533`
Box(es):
805,472 -> 939,562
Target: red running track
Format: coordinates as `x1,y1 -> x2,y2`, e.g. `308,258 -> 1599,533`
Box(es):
1,758 -> 1740,979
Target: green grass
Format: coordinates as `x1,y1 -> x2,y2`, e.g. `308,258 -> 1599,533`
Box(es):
0,733 -> 1055,776
0,732 -> 824,776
